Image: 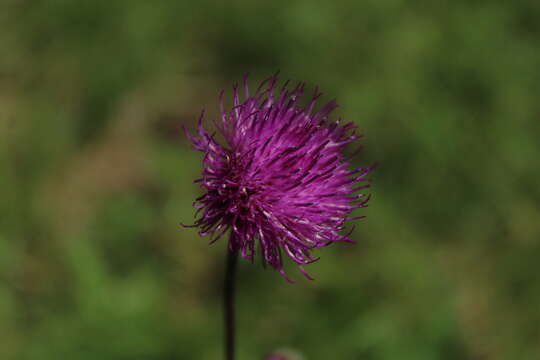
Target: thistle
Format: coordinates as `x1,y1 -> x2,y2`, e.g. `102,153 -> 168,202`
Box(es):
184,74 -> 373,360
185,75 -> 373,280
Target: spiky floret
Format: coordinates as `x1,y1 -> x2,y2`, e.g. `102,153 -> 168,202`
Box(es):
185,75 -> 373,281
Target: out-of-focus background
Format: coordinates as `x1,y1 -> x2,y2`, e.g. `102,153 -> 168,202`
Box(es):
1,1 -> 539,359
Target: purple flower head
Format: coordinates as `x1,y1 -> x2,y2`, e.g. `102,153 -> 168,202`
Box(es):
185,75 -> 373,281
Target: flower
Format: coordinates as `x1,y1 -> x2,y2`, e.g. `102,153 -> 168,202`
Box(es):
185,74 -> 373,281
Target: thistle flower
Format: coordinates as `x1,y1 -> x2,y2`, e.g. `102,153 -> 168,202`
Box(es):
185,75 -> 373,281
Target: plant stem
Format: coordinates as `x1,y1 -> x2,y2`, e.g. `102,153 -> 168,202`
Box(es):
224,248 -> 238,360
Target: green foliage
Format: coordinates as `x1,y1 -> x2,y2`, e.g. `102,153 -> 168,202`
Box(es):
1,0 -> 539,359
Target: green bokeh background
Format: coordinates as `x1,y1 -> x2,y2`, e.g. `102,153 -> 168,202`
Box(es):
1,1 -> 539,359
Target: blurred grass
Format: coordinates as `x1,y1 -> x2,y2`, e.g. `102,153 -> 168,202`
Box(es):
1,0 -> 539,359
